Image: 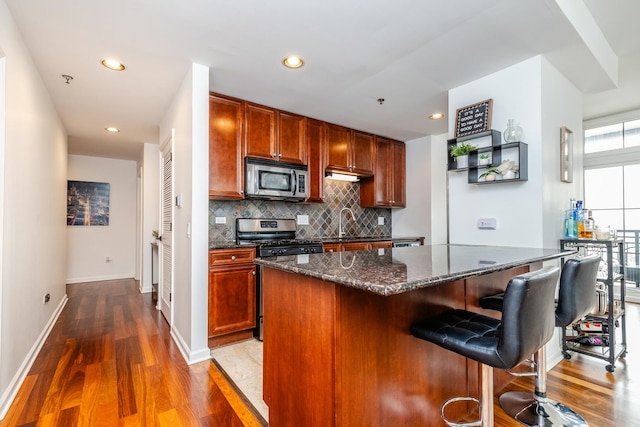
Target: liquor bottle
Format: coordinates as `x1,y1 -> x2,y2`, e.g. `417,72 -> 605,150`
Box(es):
576,201 -> 586,238
564,198 -> 577,239
584,210 -> 595,239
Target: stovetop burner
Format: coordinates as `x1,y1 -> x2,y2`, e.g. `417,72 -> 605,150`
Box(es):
236,218 -> 324,257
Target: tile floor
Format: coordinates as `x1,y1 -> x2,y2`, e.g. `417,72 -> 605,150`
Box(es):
210,339 -> 268,421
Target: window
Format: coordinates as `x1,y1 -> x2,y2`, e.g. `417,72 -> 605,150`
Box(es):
585,119 -> 640,153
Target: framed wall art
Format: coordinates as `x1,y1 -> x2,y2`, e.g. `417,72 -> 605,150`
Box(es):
560,126 -> 573,183
67,180 -> 110,226
454,99 -> 493,138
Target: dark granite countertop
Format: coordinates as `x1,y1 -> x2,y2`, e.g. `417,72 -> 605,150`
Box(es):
209,236 -> 424,250
254,244 -> 574,296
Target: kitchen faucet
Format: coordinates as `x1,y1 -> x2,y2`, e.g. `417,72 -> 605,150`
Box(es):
339,207 -> 355,238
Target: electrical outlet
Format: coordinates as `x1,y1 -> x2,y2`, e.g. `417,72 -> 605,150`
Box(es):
297,215 -> 309,225
43,293 -> 50,304
477,218 -> 497,230
378,217 -> 385,225
215,216 -> 226,224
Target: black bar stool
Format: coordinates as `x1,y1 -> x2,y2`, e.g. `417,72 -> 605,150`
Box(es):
411,267 -> 560,427
479,254 -> 600,427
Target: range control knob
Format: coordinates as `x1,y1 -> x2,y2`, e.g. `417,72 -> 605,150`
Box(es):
277,249 -> 285,255
269,249 -> 277,256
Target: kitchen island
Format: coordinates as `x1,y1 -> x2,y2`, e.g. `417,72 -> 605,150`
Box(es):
255,244 -> 573,426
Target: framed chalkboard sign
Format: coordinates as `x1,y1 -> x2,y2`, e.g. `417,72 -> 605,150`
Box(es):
454,99 -> 493,138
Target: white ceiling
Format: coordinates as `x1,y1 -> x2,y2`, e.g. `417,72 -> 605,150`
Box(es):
5,0 -> 640,160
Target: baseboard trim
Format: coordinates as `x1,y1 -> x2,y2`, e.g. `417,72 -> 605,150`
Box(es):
171,327 -> 212,365
66,274 -> 134,284
0,294 -> 68,420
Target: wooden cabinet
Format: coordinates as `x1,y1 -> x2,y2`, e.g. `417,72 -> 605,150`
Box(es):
340,242 -> 371,252
323,241 -> 393,252
325,123 -> 374,176
323,243 -> 342,253
306,118 -> 325,202
209,93 -> 245,199
370,240 -> 393,249
244,103 -> 306,164
360,137 -> 406,208
208,248 -> 256,348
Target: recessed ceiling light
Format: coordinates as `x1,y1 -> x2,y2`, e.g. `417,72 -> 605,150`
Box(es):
101,59 -> 126,71
282,56 -> 304,69
430,112 -> 444,120
105,127 -> 120,133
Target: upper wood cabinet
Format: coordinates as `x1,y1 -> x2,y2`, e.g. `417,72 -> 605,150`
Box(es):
360,137 -> 406,208
244,103 -> 306,164
209,93 -> 245,199
305,118 -> 325,203
325,123 -> 374,176
278,111 -> 306,164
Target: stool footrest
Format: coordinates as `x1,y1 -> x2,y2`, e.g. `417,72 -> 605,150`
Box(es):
441,396 -> 482,427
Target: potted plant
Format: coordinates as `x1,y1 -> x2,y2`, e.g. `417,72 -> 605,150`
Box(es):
478,153 -> 491,166
450,143 -> 477,169
479,159 -> 519,182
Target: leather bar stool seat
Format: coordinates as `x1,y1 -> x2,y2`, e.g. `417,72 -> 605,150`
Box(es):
478,254 -> 601,427
411,267 -> 560,427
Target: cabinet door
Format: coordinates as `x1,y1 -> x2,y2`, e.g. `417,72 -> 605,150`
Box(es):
209,93 -> 244,199
351,130 -> 374,176
278,112 -> 306,164
370,241 -> 393,249
306,118 -> 324,202
325,122 -> 351,173
208,265 -> 256,337
390,140 -> 406,207
245,103 -> 277,160
323,243 -> 342,253
340,242 -> 371,251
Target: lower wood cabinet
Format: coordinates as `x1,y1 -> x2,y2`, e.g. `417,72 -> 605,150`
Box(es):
208,248 -> 256,348
323,241 -> 392,252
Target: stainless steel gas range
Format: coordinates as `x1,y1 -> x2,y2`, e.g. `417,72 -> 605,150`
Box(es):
236,218 -> 323,341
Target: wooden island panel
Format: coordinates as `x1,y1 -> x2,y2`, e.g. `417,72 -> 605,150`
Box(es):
262,263 -> 536,426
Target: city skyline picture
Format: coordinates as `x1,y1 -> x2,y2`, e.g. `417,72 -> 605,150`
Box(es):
67,180 -> 110,226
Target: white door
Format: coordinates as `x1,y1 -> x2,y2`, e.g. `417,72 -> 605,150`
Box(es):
159,132 -> 174,324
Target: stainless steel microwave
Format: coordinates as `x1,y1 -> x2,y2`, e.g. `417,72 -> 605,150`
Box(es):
245,158 -> 309,202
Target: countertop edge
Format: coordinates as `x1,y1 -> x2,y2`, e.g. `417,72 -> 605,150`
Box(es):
255,247 -> 575,296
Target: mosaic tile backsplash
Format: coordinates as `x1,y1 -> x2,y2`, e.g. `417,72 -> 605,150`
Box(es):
209,179 -> 392,242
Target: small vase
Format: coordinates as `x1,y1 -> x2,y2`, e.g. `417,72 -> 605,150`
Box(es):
479,157 -> 490,166
503,119 -> 523,143
456,155 -> 468,169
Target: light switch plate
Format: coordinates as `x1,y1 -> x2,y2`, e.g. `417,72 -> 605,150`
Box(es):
215,216 -> 226,224
378,217 -> 385,225
297,214 -> 309,225
477,218 -> 497,230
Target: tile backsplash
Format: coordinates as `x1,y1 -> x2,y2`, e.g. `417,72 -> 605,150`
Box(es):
209,179 -> 391,242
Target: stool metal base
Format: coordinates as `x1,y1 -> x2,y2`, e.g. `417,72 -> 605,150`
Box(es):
499,391 -> 588,427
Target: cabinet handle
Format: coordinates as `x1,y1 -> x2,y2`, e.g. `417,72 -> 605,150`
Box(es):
252,270 -> 256,275
272,153 -> 277,157
278,153 -> 282,157
231,255 -> 236,260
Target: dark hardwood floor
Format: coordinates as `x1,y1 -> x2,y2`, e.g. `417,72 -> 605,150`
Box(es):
0,278 -> 638,426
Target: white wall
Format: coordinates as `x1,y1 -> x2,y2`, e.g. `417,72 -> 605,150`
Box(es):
540,57 -> 584,249
0,1 -> 68,418
392,133 -> 448,245
140,143 -> 160,293
448,56 -> 582,249
159,63 -> 210,364
66,155 -> 137,283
